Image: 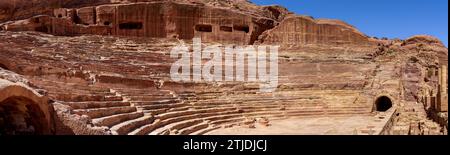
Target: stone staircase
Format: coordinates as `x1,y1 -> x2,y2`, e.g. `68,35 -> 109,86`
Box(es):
2,33 -> 378,135
27,74 -> 374,135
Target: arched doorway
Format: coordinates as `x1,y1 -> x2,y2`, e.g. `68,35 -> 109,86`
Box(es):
0,97 -> 48,135
0,80 -> 54,135
375,96 -> 393,112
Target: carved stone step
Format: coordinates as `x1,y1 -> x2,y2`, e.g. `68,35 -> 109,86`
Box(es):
138,102 -> 187,110
132,110 -> 241,135
74,106 -> 137,119
132,99 -> 179,106
92,112 -> 144,127
64,101 -> 131,109
149,119 -> 204,135
178,122 -> 209,135
189,126 -> 221,135
110,115 -> 154,135
52,93 -> 122,102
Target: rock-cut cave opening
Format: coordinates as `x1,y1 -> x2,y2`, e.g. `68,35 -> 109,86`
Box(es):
0,97 -> 47,135
195,24 -> 213,32
375,96 -> 393,112
233,25 -> 249,33
119,22 -> 143,30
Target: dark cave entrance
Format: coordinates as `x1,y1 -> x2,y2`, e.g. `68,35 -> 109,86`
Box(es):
375,96 -> 393,112
233,25 -> 250,33
195,24 -> 213,32
119,22 -> 143,30
0,97 -> 47,135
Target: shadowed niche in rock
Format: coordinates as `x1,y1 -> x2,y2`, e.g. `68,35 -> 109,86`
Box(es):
119,22 -> 143,30
233,25 -> 249,33
0,97 -> 47,135
375,96 -> 393,112
195,24 -> 213,32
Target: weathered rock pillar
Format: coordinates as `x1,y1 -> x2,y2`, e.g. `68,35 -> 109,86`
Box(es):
437,65 -> 448,112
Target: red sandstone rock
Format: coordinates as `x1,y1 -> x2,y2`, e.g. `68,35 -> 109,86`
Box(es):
0,0 -> 289,45
0,68 -> 54,135
259,15 -> 373,46
404,35 -> 446,47
0,0 -> 447,135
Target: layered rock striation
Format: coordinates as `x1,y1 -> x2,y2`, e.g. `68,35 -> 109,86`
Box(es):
0,0 -> 447,135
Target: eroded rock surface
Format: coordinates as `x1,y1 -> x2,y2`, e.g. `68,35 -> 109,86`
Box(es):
0,0 -> 447,135
0,68 -> 53,135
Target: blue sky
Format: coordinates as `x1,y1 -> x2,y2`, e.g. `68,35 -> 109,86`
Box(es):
251,0 -> 448,47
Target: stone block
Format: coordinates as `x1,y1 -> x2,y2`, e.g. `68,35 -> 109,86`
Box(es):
77,7 -> 96,25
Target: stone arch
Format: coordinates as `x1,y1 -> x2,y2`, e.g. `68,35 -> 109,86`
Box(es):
0,79 -> 54,135
374,95 -> 394,112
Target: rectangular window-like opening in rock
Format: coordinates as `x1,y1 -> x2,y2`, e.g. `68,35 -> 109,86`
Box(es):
234,25 -> 249,33
195,24 -> 212,32
220,26 -> 233,32
119,22 -> 143,30
104,21 -> 111,26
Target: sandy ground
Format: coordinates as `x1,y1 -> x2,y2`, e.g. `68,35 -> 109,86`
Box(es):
206,115 -> 378,135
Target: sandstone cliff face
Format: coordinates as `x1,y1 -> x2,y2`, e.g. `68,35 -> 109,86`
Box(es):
259,15 -> 372,46
1,0 -> 370,46
405,35 -> 447,48
0,1 -> 290,45
0,0 -> 289,24
0,29 -> 447,135
0,0 -> 114,23
0,1 -> 447,135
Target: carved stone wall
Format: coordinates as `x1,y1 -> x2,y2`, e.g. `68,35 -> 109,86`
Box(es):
2,2 -> 269,45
